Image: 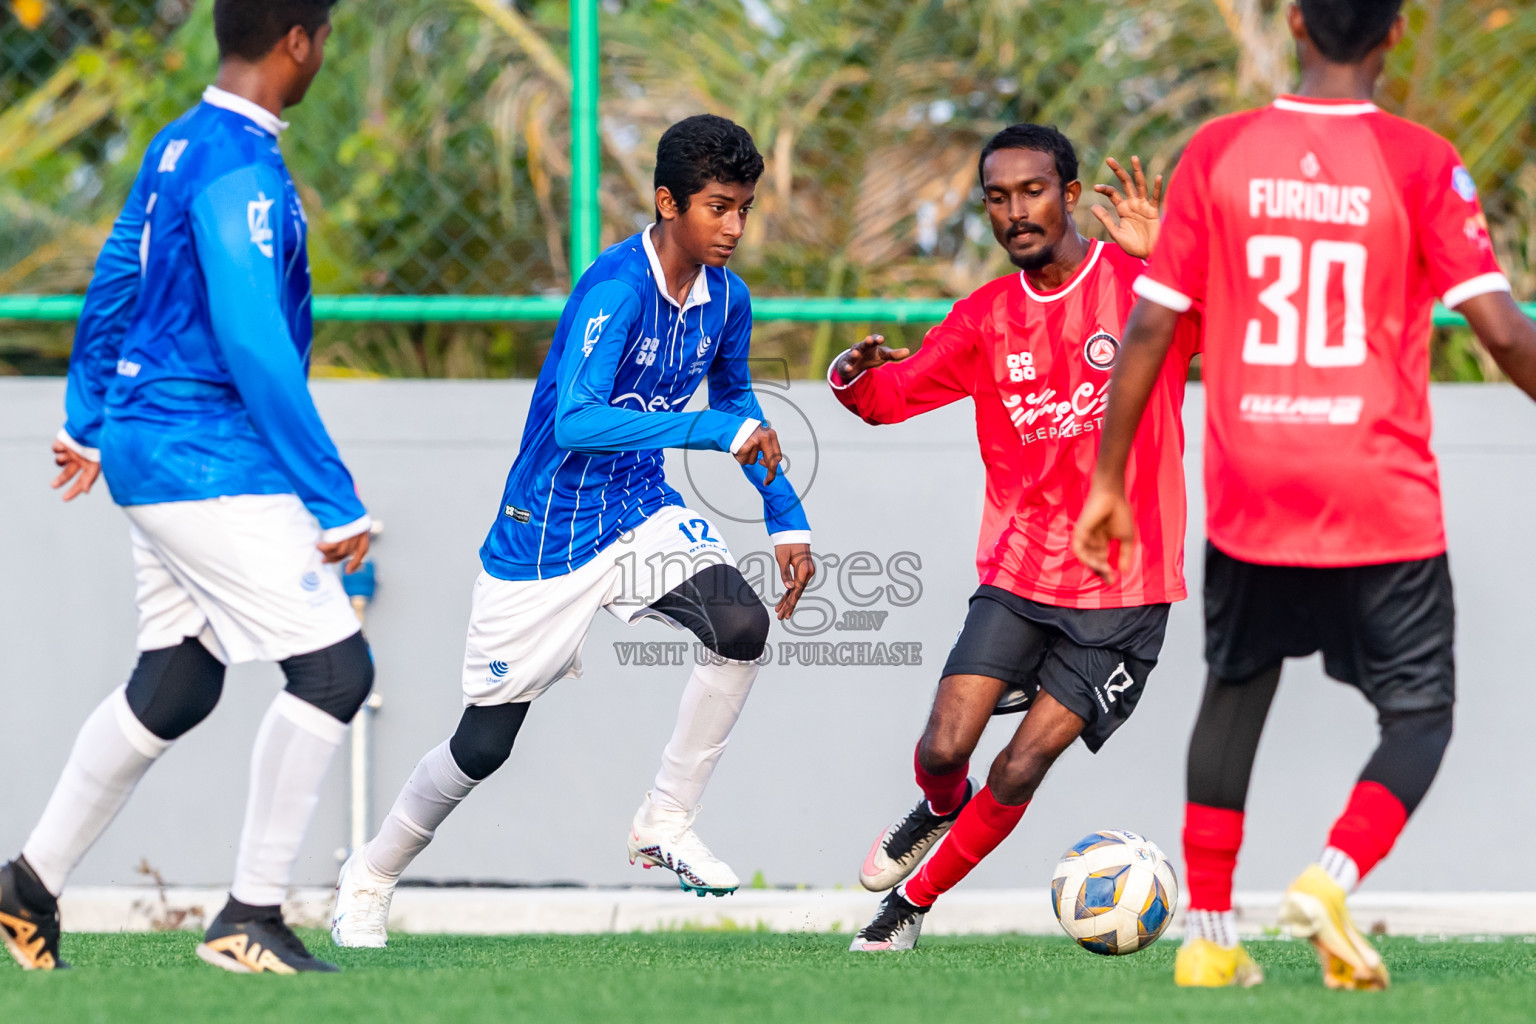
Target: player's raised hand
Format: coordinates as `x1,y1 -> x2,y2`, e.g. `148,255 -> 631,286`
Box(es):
1072,482 -> 1137,583
51,439 -> 101,501
835,335 -> 910,383
319,531 -> 371,575
774,542 -> 815,620
735,425 -> 784,485
1091,156 -> 1163,260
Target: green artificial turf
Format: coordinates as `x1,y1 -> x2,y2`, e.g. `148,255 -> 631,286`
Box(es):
4,931 -> 1535,1023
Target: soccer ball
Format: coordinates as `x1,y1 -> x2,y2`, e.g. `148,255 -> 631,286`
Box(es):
1050,830 -> 1178,956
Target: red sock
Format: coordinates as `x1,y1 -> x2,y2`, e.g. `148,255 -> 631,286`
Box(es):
1326,781 -> 1409,879
903,787 -> 1027,906
1184,803 -> 1245,912
913,743 -> 968,816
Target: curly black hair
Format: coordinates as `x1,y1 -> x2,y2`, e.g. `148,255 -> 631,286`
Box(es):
214,0 -> 337,62
655,114 -> 764,214
1298,0 -> 1403,64
977,123 -> 1078,192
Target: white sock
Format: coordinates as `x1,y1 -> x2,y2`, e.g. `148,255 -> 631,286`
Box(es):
21,687 -> 171,896
364,739 -> 478,880
1182,908 -> 1238,948
229,692 -> 347,907
642,658 -> 757,823
1320,846 -> 1361,893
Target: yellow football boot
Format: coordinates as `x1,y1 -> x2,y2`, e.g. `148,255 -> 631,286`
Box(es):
1174,937 -> 1265,987
1277,864 -> 1389,990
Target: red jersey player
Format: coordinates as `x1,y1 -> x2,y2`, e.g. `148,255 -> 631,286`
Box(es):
1076,0 -> 1536,992
829,124 -> 1200,951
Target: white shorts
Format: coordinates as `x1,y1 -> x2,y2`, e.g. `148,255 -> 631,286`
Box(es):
126,494 -> 362,665
462,505 -> 734,705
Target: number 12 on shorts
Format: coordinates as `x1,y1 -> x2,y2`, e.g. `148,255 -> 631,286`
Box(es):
1245,235 -> 1367,368
677,519 -> 718,544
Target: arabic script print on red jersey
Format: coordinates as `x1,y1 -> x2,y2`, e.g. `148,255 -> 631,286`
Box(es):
832,240 -> 1200,609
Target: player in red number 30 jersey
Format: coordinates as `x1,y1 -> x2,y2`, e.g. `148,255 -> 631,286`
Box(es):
1076,0 -> 1536,992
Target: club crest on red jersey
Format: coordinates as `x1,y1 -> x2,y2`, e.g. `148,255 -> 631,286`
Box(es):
1083,331 -> 1120,371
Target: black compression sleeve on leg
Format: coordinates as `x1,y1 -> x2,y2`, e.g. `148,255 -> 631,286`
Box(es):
1185,666 -> 1282,812
448,703 -> 531,781
278,631 -> 375,724
648,563 -> 770,661
1357,706 -> 1454,815
124,637 -> 227,741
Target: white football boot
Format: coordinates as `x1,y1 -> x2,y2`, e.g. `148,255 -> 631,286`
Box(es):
330,849 -> 396,948
627,793 -> 740,896
859,778 -> 978,891
849,888 -> 930,951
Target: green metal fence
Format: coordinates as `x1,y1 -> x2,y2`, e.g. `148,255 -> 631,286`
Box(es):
2,0 -> 1533,378
0,292 -> 1517,329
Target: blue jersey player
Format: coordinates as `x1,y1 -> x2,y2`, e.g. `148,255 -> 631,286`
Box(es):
1,0 -> 372,975
332,116 -> 815,946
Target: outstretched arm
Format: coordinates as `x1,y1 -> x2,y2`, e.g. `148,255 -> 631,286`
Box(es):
828,300 -> 977,424
1072,299 -> 1183,581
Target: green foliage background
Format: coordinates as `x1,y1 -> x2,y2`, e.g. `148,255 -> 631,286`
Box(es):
1,0 -> 1532,378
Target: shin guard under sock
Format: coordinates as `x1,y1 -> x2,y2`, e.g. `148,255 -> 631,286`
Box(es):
1325,781 -> 1408,882
913,742 -> 969,817
903,787 -> 1027,907
230,692 -> 347,907
21,687 -> 171,896
365,739 -> 479,880
1183,803 -> 1244,912
646,659 -> 757,821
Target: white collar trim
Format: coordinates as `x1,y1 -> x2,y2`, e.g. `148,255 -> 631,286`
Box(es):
1272,96 -> 1377,117
642,224 -> 712,311
1019,239 -> 1102,303
202,86 -> 289,136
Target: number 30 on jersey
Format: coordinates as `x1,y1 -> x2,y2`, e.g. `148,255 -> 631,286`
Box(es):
1244,235 -> 1367,368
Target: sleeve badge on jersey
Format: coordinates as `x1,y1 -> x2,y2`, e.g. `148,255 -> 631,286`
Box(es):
1451,166 -> 1478,203
1463,212 -> 1493,253
157,139 -> 189,173
582,309 -> 612,356
247,192 -> 276,257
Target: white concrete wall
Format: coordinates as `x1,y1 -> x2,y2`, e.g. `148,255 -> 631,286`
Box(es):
2,378 -> 1534,895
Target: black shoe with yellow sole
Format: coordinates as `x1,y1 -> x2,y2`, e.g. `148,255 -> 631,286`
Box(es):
196,898 -> 339,974
0,858 -> 67,970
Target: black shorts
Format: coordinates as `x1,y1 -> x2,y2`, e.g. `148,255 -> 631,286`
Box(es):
941,585 -> 1170,753
1203,542 -> 1455,713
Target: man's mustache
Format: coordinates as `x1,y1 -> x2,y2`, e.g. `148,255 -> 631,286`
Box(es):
1008,223 -> 1046,239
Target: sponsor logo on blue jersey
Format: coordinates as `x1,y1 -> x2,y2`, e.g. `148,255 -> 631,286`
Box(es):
248,192 -> 276,257
157,139 -> 189,173
582,309 -> 611,357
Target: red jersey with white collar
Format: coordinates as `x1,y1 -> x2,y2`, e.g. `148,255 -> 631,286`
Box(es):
831,240 -> 1200,609
1136,95 -> 1509,567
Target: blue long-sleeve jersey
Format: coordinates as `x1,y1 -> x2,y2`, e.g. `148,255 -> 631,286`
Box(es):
480,227 -> 811,581
60,87 -> 368,537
